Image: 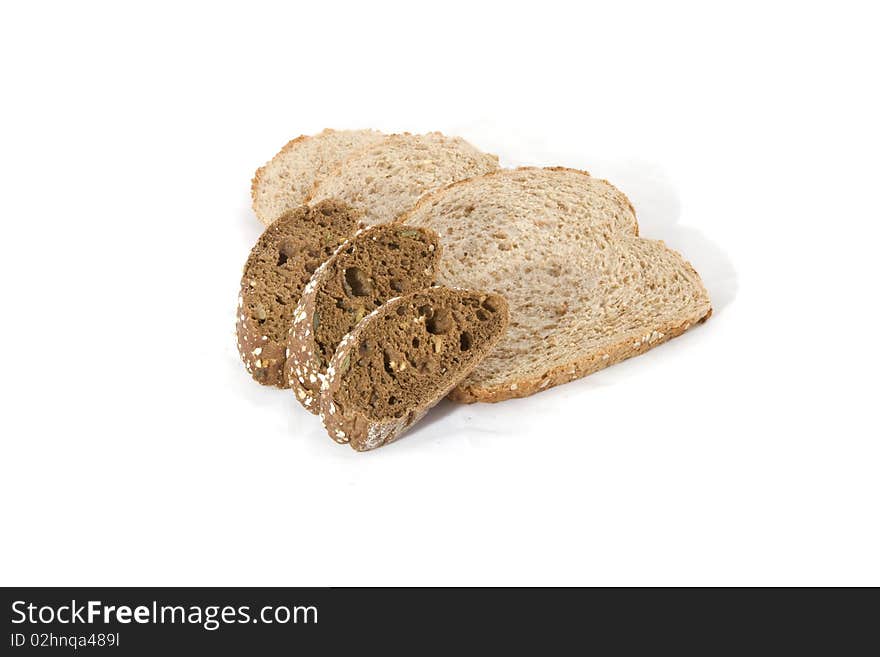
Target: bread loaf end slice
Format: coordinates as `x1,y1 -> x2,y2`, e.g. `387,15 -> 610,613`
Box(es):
287,224 -> 440,413
251,129 -> 385,225
236,200 -> 360,387
319,288 -> 509,450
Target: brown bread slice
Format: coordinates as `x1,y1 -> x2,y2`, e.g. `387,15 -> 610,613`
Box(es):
318,288 -> 509,451
286,225 -> 441,413
236,200 -> 360,387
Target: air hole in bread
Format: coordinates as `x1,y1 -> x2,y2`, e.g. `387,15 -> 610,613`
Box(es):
426,308 -> 453,335
460,332 -> 472,351
277,252 -> 289,267
390,279 -> 405,292
344,267 -> 373,296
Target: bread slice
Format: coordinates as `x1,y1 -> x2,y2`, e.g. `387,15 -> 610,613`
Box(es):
307,132 -> 499,228
286,225 -> 441,413
251,129 -> 385,225
236,200 -> 360,387
319,288 -> 509,451
400,167 -> 712,402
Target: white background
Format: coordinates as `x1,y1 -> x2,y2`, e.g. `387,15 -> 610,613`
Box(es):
1,1 -> 877,586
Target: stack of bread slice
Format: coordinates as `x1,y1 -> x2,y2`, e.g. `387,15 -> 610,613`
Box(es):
238,130 -> 711,450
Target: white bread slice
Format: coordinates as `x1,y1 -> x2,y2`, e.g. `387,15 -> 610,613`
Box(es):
251,129 -> 385,225
307,132 -> 499,228
401,167 -> 712,403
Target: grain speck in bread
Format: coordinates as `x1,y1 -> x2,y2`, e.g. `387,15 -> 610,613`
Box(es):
236,200 -> 360,387
251,129 -> 385,225
401,167 -> 712,402
287,224 -> 441,413
307,132 -> 499,227
319,288 -> 509,451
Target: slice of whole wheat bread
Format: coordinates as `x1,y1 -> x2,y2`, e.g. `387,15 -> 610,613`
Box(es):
307,132 -> 499,228
236,200 -> 360,387
400,167 -> 712,403
286,224 -> 441,413
319,288 -> 509,451
251,129 -> 385,226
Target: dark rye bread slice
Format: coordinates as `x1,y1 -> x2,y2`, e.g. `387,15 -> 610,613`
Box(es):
318,288 -> 509,451
286,225 -> 441,413
236,200 -> 360,387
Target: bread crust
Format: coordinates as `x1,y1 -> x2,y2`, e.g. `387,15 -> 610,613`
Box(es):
236,306 -> 289,387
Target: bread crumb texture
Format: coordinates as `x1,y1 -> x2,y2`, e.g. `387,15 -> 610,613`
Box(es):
402,167 -> 712,402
